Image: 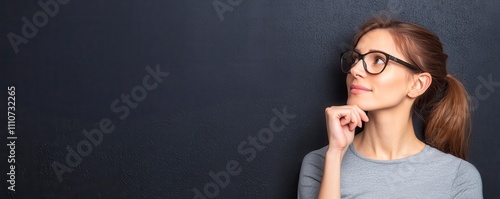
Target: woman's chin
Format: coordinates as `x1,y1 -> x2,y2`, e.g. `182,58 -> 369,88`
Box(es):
346,99 -> 372,111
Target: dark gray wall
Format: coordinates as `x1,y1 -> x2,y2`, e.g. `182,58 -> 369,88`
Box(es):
1,0 -> 499,198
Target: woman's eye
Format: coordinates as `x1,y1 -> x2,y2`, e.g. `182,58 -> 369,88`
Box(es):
375,58 -> 385,65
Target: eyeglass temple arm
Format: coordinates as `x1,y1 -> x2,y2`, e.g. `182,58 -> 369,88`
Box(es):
388,56 -> 422,72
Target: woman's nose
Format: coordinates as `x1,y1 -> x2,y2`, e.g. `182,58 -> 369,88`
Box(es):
349,60 -> 365,77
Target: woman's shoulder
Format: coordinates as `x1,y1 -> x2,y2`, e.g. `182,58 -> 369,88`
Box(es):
299,146 -> 328,172
431,148 -> 484,198
423,145 -> 481,182
302,145 -> 329,162
298,146 -> 329,199
424,145 -> 476,165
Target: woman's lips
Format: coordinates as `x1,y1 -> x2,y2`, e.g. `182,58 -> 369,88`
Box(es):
350,85 -> 372,94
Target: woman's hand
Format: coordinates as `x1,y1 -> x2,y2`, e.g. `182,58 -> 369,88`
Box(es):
325,105 -> 369,153
318,105 -> 369,199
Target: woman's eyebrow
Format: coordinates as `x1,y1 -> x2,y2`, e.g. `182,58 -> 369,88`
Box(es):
354,48 -> 386,54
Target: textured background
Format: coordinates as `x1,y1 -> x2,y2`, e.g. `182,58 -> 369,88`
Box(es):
1,0 -> 499,198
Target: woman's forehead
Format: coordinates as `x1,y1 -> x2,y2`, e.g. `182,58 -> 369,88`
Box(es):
355,29 -> 401,56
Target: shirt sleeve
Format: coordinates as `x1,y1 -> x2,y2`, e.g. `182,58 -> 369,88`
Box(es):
451,160 -> 483,199
297,146 -> 327,199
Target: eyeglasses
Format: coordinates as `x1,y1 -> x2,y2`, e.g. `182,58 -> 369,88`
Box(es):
340,50 -> 422,75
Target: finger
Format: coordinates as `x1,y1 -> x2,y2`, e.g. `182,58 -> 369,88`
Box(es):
349,106 -> 362,128
353,105 -> 369,122
339,116 -> 355,131
339,107 -> 359,129
346,108 -> 359,131
327,106 -> 360,129
339,112 -> 351,126
348,121 -> 357,131
339,117 -> 349,126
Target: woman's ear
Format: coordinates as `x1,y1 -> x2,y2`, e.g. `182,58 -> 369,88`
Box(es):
408,72 -> 432,98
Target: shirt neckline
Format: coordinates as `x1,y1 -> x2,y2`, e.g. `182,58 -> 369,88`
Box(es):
348,143 -> 430,164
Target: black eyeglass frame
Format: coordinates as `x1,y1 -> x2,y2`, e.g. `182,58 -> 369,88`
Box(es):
340,50 -> 423,75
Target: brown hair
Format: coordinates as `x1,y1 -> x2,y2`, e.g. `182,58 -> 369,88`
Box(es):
352,17 -> 471,160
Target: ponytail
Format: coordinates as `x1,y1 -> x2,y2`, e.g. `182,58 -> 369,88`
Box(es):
423,74 -> 471,160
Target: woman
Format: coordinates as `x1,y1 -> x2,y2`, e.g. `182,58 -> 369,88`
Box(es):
298,17 -> 483,199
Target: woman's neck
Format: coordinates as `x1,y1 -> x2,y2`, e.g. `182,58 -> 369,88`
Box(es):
353,107 -> 425,160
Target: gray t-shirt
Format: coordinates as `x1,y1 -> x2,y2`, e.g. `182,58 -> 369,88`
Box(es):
298,144 -> 482,199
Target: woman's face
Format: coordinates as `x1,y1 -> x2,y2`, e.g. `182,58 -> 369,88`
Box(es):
346,29 -> 414,111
